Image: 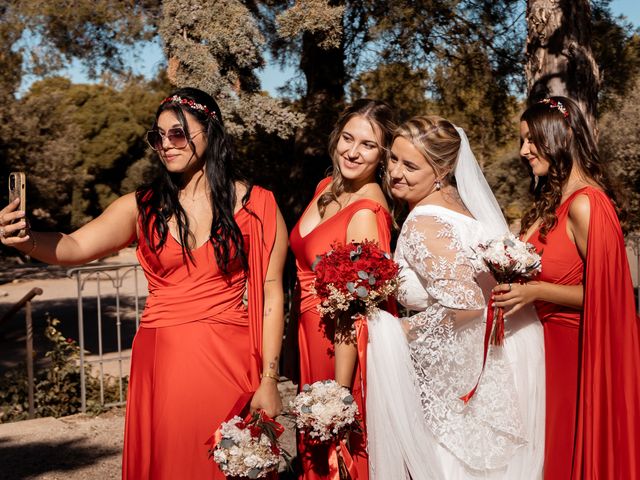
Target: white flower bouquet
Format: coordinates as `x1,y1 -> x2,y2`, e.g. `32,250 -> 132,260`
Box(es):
209,410 -> 288,479
290,379 -> 360,443
476,232 -> 542,345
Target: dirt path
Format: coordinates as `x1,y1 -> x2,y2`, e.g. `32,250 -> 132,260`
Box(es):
0,409 -> 125,480
0,379 -> 297,480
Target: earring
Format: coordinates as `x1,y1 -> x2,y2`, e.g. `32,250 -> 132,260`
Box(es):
435,179 -> 442,191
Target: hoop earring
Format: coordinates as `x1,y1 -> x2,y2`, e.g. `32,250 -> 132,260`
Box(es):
435,179 -> 442,191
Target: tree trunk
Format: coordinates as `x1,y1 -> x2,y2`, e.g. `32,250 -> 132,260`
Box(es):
280,22 -> 346,383
525,0 -> 600,126
285,30 -> 346,223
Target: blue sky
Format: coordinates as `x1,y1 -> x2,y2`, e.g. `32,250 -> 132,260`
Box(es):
25,0 -> 640,97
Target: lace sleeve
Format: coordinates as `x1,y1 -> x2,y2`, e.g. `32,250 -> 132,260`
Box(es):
396,212 -> 526,471
400,214 -> 484,311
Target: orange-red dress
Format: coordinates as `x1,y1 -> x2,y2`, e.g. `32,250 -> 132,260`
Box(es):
289,178 -> 392,480
528,187 -> 640,480
122,186 -> 277,480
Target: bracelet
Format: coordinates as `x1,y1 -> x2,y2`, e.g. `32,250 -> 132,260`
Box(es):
260,371 -> 279,382
25,234 -> 37,256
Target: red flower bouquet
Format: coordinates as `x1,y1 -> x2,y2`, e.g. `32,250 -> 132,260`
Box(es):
312,240 -> 400,322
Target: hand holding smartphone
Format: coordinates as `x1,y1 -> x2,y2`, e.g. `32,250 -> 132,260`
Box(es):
8,172 -> 27,238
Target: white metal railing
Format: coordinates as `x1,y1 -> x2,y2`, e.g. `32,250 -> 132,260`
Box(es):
67,263 -> 144,412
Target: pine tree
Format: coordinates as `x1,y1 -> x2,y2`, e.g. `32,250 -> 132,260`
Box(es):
158,0 -> 304,139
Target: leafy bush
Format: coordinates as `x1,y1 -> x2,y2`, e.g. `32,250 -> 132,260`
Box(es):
0,317 -> 128,423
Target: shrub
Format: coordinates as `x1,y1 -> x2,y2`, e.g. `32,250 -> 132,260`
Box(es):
0,316 -> 128,423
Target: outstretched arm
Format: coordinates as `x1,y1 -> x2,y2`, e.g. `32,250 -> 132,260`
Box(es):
250,206 -> 288,418
0,193 -> 138,265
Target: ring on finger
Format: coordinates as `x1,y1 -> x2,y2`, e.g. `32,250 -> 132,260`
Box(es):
507,283 -> 512,292
0,227 -> 5,238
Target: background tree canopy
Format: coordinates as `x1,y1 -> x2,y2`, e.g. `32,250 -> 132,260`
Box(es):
1,0 -> 638,242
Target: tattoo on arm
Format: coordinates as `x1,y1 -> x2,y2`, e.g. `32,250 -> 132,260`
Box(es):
264,307 -> 273,317
267,356 -> 279,373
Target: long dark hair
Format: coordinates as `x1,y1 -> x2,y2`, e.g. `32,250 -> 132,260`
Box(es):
136,87 -> 250,272
519,96 -> 625,240
318,99 -> 396,216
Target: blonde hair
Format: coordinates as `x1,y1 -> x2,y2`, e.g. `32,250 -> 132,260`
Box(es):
394,116 -> 461,184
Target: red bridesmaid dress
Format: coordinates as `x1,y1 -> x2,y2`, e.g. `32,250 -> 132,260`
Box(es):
122,186 -> 277,480
289,177 -> 392,480
528,187 -> 640,480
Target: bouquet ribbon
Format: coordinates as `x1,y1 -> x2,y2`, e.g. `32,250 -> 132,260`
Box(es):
328,439 -> 358,480
205,393 -> 284,448
354,315 -> 368,422
459,296 -> 497,404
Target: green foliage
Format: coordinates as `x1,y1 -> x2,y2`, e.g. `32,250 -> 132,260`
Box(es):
430,42 -> 520,164
349,63 -> 433,122
0,317 -> 128,423
6,76 -> 166,230
11,0 -> 160,78
484,145 -> 533,226
159,0 -> 304,138
599,77 -> 640,232
591,2 -> 640,112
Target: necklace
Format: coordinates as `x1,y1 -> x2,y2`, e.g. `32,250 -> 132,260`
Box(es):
179,190 -> 210,203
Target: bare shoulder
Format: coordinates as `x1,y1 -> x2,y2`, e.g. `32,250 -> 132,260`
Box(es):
98,193 -> 139,230
568,193 -> 591,224
350,208 -> 378,222
234,181 -> 252,212
357,183 -> 389,210
347,208 -> 380,242
567,193 -> 591,247
107,192 -> 138,215
235,181 -> 249,200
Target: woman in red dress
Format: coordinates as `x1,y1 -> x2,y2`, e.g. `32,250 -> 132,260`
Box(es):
0,88 -> 289,479
493,96 -> 640,479
289,99 -> 396,479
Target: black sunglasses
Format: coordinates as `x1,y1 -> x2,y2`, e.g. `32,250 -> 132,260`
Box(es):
146,127 -> 203,151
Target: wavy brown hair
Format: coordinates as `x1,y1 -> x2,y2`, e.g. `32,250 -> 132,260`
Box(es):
519,96 -> 625,241
317,99 -> 396,217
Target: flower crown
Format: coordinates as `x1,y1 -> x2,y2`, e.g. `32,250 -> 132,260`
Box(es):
161,95 -> 218,120
539,98 -> 569,120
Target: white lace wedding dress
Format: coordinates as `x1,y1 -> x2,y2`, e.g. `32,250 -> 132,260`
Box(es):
366,205 -> 545,479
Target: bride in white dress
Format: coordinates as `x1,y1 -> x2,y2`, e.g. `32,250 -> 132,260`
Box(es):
366,116 -> 545,479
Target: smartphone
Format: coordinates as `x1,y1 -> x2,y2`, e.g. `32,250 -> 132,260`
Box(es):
8,172 -> 26,237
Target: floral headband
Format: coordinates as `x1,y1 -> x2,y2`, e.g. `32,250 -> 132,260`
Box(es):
539,98 -> 569,120
161,95 -> 218,120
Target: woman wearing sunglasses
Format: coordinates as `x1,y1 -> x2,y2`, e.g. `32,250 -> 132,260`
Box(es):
0,87 -> 288,480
